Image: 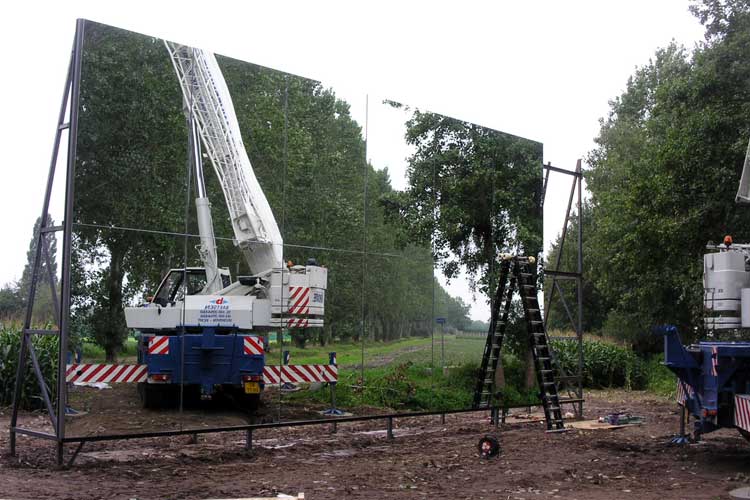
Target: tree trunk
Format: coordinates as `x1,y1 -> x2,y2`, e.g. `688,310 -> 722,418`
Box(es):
524,347 -> 536,390
494,355 -> 506,393
105,245 -> 126,363
318,326 -> 328,346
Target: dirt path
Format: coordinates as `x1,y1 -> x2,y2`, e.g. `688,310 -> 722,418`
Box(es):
350,344 -> 431,369
2,390 -> 750,499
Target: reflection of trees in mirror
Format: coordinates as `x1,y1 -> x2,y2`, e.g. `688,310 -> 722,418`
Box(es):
379,105 -> 543,394
69,21 -> 473,363
74,23 -> 187,361
381,107 -> 543,298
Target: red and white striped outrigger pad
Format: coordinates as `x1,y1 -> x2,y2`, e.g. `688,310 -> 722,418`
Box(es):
66,364 -> 148,384
676,381 -> 695,405
148,335 -> 170,355
243,336 -> 264,355
735,394 -> 750,432
263,364 -> 338,385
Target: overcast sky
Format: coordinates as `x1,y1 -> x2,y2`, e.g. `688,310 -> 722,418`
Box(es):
0,1 -> 705,320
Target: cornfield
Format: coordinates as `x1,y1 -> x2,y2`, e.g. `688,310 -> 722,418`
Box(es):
550,338 -> 647,390
0,326 -> 59,408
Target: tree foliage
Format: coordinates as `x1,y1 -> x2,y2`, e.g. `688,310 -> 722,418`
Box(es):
569,0 -> 750,346
544,203 -> 609,333
0,214 -> 59,324
384,109 -> 543,297
74,23 -> 187,361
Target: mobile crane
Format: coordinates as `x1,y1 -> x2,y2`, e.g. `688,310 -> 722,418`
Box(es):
124,43 -> 327,408
662,139 -> 750,441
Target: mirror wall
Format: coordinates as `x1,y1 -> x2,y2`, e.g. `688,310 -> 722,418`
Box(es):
63,19 -> 542,438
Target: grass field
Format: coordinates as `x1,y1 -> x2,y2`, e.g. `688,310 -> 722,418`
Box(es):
81,333 -> 486,366
67,331 -> 676,410
280,334 -> 485,367
77,333 -> 511,411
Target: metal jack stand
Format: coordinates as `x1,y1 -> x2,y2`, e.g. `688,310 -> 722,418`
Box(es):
280,350 -> 299,392
670,404 -> 690,445
321,352 -> 346,416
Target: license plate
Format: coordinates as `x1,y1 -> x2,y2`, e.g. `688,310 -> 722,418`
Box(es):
244,381 -> 260,394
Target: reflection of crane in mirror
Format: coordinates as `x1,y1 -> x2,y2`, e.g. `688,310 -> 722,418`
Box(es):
124,43 -> 328,408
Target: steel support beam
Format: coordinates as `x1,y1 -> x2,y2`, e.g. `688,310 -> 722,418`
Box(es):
10,19 -> 86,466
542,159 -> 585,418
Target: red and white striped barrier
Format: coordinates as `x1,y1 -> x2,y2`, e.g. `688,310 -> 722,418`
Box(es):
148,335 -> 170,355
735,394 -> 750,432
65,363 -> 338,385
263,364 -> 338,385
66,364 -> 148,384
243,336 -> 264,355
676,381 -> 694,405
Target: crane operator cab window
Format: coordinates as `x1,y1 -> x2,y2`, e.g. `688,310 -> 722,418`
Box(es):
152,269 -> 207,306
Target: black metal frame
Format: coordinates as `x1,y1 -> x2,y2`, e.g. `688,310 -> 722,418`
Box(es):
16,399 -> 583,466
9,18 -> 84,466
542,160 -> 584,417
9,19 -> 586,466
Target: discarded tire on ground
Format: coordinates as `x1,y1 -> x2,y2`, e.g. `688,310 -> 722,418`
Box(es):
478,435 -> 500,458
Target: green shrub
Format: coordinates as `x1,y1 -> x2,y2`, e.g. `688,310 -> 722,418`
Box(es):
601,309 -> 662,354
550,338 -> 647,389
644,354 -> 677,397
0,327 -> 59,408
294,355 -> 538,412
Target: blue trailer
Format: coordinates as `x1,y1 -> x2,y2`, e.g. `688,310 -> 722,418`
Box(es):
662,325 -> 750,441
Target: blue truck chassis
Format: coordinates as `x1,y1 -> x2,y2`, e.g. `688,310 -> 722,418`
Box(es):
662,325 -> 750,440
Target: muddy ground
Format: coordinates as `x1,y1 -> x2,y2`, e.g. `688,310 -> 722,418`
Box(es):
2,390 -> 750,499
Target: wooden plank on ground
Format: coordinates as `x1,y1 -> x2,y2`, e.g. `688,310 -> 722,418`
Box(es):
565,419 -> 641,430
206,494 -> 304,500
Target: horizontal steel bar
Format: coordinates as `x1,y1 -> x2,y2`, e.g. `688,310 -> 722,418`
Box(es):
41,225 -> 64,233
12,427 -> 58,441
543,164 -> 582,177
23,328 -> 59,336
544,270 -> 581,280
59,400 -> 584,444
558,398 -> 585,404
72,222 -> 407,259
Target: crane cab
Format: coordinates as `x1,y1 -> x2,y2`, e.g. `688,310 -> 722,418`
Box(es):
149,267 -> 231,307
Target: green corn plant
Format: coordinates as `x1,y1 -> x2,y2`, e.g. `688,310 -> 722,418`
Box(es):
0,326 -> 59,408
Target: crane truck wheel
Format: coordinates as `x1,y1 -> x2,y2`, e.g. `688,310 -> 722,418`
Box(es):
138,382 -> 176,409
239,393 -> 261,412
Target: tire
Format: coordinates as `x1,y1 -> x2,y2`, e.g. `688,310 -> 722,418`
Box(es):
478,435 -> 501,458
239,393 -> 261,412
739,428 -> 750,443
138,383 -> 176,409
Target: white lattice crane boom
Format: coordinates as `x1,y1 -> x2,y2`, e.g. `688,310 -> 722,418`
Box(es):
165,42 -> 283,276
